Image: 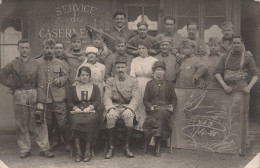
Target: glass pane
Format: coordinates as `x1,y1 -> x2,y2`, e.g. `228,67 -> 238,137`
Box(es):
176,18 -> 199,38
144,6 -> 158,31
205,0 -> 226,16
177,0 -> 199,16
127,6 -> 142,22
204,17 -> 226,43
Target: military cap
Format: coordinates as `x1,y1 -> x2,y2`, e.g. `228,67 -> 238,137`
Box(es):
208,37 -> 221,45
180,39 -> 195,48
42,38 -> 56,46
85,46 -> 98,54
137,21 -> 148,28
71,34 -> 82,41
159,37 -> 171,44
152,61 -> 166,71
115,56 -> 127,65
221,21 -> 233,30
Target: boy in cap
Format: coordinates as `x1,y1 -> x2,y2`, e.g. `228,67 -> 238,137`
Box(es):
220,21 -> 234,55
92,32 -> 112,64
63,34 -> 86,85
103,56 -> 139,159
155,37 -> 177,83
105,37 -> 133,79
201,37 -> 223,88
176,39 -> 207,87
37,38 -> 70,152
127,21 -> 158,57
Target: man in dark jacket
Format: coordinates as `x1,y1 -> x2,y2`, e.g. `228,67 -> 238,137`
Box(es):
0,39 -> 53,158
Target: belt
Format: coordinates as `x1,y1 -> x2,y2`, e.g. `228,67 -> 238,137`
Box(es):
21,84 -> 37,90
112,99 -> 130,104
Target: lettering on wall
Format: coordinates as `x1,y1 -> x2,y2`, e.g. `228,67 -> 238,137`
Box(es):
38,2 -> 98,42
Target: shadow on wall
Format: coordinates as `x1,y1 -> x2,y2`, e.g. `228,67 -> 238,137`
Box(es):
0,84 -> 15,131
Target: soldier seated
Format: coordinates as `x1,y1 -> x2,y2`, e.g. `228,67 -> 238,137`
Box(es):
103,56 -> 140,159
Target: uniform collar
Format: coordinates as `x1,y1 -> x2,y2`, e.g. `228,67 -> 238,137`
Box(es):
115,25 -> 125,32
19,56 -> 30,62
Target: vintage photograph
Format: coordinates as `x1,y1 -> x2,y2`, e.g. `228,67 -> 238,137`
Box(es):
0,0 -> 259,167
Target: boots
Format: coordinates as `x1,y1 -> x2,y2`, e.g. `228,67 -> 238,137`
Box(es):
47,126 -> 54,151
123,127 -> 134,158
74,138 -> 82,162
105,128 -> 114,159
154,137 -> 161,157
83,142 -> 92,162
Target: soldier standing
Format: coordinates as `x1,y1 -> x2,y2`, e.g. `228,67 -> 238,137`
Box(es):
103,56 -> 139,159
37,38 -> 70,151
0,39 -> 53,158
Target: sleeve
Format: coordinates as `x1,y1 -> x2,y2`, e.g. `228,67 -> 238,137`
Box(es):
58,65 -> 68,86
194,59 -> 207,78
92,85 -> 101,111
143,81 -> 153,113
214,56 -> 226,76
36,64 -> 46,103
105,57 -> 113,79
169,84 -> 177,110
130,59 -> 136,77
126,37 -> 138,55
127,78 -> 140,112
247,56 -> 260,77
103,78 -> 116,111
150,36 -> 160,56
67,86 -> 76,110
0,61 -> 16,89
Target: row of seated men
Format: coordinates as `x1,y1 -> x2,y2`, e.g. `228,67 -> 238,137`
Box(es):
0,11 -> 259,163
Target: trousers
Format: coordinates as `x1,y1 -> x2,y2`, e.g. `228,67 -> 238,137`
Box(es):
106,107 -> 134,128
13,89 -> 50,153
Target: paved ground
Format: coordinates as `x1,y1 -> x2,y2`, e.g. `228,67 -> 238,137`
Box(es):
0,129 -> 259,168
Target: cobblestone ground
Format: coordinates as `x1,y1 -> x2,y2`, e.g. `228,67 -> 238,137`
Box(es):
0,131 -> 259,168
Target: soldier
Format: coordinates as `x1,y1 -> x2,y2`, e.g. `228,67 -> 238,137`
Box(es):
0,39 -> 53,158
154,37 -> 177,83
176,39 -> 207,87
201,37 -> 223,88
63,34 -> 86,85
219,21 -> 234,55
55,41 -> 69,73
105,38 -> 133,79
37,38 -> 70,151
92,32 -> 113,64
215,35 -> 259,93
107,11 -> 136,52
155,16 -> 182,55
127,21 -> 158,57
103,56 -> 139,159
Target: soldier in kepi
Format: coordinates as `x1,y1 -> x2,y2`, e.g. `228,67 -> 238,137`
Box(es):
0,39 -> 53,158
103,56 -> 139,159
37,38 -> 70,152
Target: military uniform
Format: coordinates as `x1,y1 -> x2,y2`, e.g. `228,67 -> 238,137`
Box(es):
37,56 -> 69,145
155,32 -> 182,54
0,57 -> 50,154
187,37 -> 208,57
104,75 -> 139,128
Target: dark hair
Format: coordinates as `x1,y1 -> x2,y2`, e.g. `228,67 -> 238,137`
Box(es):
71,34 -> 82,41
232,35 -> 244,43
113,11 -> 126,19
55,41 -> 64,47
137,41 -> 151,49
42,38 -> 56,46
187,22 -> 199,29
164,16 -> 176,24
78,66 -> 91,78
18,39 -> 30,46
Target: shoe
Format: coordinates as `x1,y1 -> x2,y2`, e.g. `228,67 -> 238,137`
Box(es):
123,145 -> 134,158
74,155 -> 82,162
83,153 -> 92,162
40,150 -> 54,158
105,146 -> 114,159
19,151 -> 31,158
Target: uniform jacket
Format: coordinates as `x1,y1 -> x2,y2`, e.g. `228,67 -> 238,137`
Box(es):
0,56 -> 45,103
103,75 -> 139,112
155,32 -> 183,53
188,37 -> 208,57
37,56 -> 68,103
